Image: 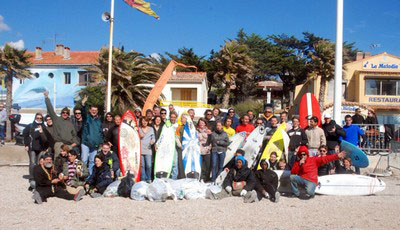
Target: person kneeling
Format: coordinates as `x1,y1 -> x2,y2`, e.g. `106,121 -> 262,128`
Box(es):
32,154 -> 78,204
59,150 -> 88,201
206,156 -> 258,203
84,154 -> 113,198
254,159 -> 280,202
290,146 -> 345,199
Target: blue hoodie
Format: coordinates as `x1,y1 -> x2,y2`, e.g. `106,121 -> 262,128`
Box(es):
341,124 -> 364,146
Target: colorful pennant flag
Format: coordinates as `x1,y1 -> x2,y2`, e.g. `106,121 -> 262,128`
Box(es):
123,0 -> 160,19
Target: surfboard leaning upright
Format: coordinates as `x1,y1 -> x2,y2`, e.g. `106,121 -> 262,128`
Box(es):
181,116 -> 201,179
119,110 -> 141,182
154,120 -> 176,179
299,93 -> 322,129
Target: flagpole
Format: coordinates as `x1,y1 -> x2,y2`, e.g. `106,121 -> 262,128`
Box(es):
106,0 -> 115,112
333,0 -> 343,124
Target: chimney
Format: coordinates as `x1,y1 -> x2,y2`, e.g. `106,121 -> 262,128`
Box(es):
356,52 -> 364,61
63,47 -> 70,60
35,47 -> 42,60
55,44 -> 64,56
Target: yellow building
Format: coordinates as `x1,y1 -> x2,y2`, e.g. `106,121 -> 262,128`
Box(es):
293,52 -> 400,124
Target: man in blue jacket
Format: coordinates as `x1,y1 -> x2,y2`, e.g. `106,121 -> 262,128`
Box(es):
80,96 -> 103,175
342,115 -> 364,174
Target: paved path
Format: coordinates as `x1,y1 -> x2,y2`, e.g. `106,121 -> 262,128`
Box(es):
0,143 -> 28,166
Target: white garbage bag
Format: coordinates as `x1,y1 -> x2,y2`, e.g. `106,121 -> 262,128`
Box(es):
147,179 -> 175,201
103,180 -> 121,197
130,181 -> 149,201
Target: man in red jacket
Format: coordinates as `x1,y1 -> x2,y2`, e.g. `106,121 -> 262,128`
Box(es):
290,146 -> 345,199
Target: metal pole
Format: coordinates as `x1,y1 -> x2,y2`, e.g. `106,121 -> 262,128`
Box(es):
106,0 -> 115,112
54,78 -> 56,111
333,0 -> 343,124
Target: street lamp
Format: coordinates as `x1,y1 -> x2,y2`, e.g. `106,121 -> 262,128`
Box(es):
48,72 -> 56,110
102,0 -> 115,112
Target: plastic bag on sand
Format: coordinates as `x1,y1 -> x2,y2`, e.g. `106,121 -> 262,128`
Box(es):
168,179 -> 209,200
147,179 -> 175,202
130,181 -> 149,201
103,180 -> 121,197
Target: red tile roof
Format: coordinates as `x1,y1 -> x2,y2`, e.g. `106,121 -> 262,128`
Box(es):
168,72 -> 206,83
26,51 -> 99,65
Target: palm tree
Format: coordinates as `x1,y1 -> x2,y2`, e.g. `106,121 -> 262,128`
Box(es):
212,40 -> 254,108
308,40 -> 336,110
0,45 -> 32,140
91,48 -> 162,114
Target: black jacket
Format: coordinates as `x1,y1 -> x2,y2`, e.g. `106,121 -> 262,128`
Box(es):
222,166 -> 256,192
86,163 -> 113,194
318,161 -> 335,176
351,114 -> 364,124
100,151 -> 120,173
102,121 -> 115,142
335,160 -> 355,174
254,167 -> 278,194
365,116 -> 377,125
33,165 -> 56,199
71,117 -> 83,144
106,125 -> 119,154
287,127 -> 308,151
54,155 -> 68,175
322,120 -> 346,150
23,121 -> 49,152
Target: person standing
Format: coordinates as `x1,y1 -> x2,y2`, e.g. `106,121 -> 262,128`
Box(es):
261,107 -> 274,128
197,118 -> 212,182
0,103 -> 7,146
247,110 -> 256,126
322,114 -> 346,154
280,111 -> 292,131
223,117 -> 236,138
140,118 -> 155,183
305,116 -> 326,157
210,121 -> 230,182
342,115 -> 364,174
80,96 -> 103,176
287,117 -> 308,169
351,108 -> 364,124
44,92 -> 79,158
71,108 -> 84,145
236,114 -> 255,137
223,108 -> 239,130
102,112 -> 115,142
106,115 -> 121,156
204,109 -> 216,131
23,113 -> 49,188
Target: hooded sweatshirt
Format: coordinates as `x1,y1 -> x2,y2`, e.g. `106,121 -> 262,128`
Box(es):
222,156 -> 256,192
254,159 -> 279,194
291,146 -> 339,184
322,120 -> 346,150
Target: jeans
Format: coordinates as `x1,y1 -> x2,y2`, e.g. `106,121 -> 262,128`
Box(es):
81,144 -> 97,176
0,125 -> 4,142
290,175 -> 316,197
288,150 -> 296,169
201,154 -> 211,182
211,152 -> 226,182
28,150 -> 41,180
141,155 -> 152,181
171,150 -> 178,180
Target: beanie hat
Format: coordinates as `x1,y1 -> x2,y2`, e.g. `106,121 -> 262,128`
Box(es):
61,107 -> 70,114
235,155 -> 246,165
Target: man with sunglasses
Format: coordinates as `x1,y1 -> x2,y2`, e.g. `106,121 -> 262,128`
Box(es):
261,107 -> 273,128
290,145 -> 345,199
204,109 -> 216,131
72,108 -> 83,145
223,108 -> 239,130
23,113 -> 49,189
44,92 -> 79,159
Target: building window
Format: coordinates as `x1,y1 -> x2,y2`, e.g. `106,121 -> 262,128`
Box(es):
78,71 -> 92,86
64,72 -> 71,84
19,79 -> 24,84
34,73 -> 40,78
365,78 -> 400,96
365,79 -> 380,95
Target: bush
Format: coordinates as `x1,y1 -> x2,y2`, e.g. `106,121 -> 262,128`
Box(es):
233,99 -> 264,117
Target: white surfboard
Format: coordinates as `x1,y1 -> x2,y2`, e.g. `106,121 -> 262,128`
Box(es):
215,169 -> 229,186
223,132 -> 247,167
243,126 -> 267,168
182,116 -> 201,179
315,174 -> 386,196
154,121 -> 176,179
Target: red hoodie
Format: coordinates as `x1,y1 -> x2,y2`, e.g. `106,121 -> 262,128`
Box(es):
291,146 -> 339,184
236,124 -> 255,137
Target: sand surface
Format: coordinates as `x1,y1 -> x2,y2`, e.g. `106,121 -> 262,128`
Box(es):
0,166 -> 399,230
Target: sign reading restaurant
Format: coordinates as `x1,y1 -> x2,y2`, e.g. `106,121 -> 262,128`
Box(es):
363,61 -> 399,69
368,97 -> 400,103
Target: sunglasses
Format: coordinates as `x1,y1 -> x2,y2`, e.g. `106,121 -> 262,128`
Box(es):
75,112 -> 81,115
61,112 -> 69,114
300,153 -> 307,156
206,113 -> 212,116
161,112 -> 167,115
266,111 -> 272,113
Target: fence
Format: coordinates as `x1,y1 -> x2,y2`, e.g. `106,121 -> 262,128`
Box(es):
354,124 -> 400,176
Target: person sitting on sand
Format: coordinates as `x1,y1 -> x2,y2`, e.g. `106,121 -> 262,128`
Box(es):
254,159 -> 280,202
84,154 -> 113,198
290,146 -> 345,199
54,144 -> 70,176
269,152 -> 279,170
32,154 -> 79,204
98,143 -> 120,180
335,157 -> 355,174
224,149 -> 246,171
206,156 -> 258,203
317,145 -> 335,176
59,150 -> 88,198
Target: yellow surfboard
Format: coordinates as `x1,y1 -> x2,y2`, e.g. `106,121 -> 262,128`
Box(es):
257,123 -> 290,170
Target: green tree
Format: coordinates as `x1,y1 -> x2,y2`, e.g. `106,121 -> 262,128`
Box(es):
91,48 -> 162,114
212,40 -> 254,108
166,47 -> 207,71
76,85 -> 106,115
0,45 -> 32,140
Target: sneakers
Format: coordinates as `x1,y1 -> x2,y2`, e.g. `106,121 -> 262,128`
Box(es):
74,189 -> 85,202
33,190 -> 42,204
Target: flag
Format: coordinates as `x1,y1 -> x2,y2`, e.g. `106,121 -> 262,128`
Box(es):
123,0 -> 159,19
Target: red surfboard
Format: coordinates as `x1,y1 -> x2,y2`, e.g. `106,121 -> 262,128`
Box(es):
299,93 -> 322,129
119,110 -> 142,182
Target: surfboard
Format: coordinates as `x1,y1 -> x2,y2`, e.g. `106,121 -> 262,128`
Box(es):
299,93 -> 322,129
243,126 -> 267,168
119,110 -> 141,182
340,140 -> 369,168
315,174 -> 386,196
182,116 -> 202,179
154,120 -> 176,179
215,168 -> 229,186
223,132 -> 247,167
257,124 -> 290,170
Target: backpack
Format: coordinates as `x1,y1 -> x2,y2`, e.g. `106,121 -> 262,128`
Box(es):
117,171 -> 135,197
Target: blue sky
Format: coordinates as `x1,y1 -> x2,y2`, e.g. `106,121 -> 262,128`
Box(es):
1,0 -> 399,57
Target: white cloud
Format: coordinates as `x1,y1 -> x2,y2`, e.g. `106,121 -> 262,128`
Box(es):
0,15 -> 11,32
5,39 -> 25,50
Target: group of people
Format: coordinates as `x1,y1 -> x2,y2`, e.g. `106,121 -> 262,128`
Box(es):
25,91 -> 368,204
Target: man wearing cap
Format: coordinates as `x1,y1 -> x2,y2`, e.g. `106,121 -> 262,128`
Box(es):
206,155 -> 258,203
290,146 -> 345,199
352,108 -> 365,124
44,92 -> 79,158
322,114 -> 346,154
305,116 -> 326,157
